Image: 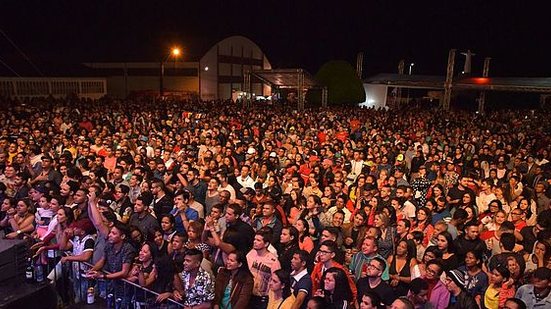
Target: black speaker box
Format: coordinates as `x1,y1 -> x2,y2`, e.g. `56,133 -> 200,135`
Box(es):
0,239 -> 27,286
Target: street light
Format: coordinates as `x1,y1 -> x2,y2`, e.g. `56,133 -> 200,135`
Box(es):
160,47 -> 181,97
407,62 -> 414,104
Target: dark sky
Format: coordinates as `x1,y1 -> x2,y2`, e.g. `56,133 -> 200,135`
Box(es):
1,0 -> 550,77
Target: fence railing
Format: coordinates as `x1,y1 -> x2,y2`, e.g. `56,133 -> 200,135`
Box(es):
33,254 -> 184,308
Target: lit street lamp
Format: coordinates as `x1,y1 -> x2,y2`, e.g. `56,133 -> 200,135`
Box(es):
407,62 -> 414,104
160,47 -> 181,97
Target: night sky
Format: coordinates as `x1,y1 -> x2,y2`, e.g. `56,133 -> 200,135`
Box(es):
1,1 -> 550,77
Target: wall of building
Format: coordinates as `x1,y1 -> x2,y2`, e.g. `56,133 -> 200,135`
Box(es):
359,84 -> 388,109
200,35 -> 271,101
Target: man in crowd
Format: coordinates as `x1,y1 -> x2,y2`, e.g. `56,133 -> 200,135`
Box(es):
247,229 -> 281,309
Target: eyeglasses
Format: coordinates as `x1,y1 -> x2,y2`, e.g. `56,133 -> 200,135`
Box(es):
367,264 -> 381,271
318,250 -> 333,255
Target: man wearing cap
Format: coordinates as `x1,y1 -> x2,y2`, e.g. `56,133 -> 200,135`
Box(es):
297,155 -> 315,184
31,155 -> 61,186
444,269 -> 478,309
393,167 -> 409,187
58,218 -> 96,304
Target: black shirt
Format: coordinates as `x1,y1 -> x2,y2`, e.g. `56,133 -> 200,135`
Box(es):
224,219 -> 255,254
357,277 -> 397,306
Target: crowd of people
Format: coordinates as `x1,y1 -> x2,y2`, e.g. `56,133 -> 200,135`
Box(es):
1,96 -> 551,309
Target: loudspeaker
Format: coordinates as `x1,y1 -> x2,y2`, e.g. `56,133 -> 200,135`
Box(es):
0,282 -> 57,309
0,239 -> 27,286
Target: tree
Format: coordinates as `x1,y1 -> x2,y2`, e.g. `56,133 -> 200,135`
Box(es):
308,60 -> 365,106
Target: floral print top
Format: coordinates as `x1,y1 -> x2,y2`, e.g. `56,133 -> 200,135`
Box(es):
180,267 -> 215,306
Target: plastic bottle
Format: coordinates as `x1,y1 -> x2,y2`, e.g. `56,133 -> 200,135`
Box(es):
115,297 -> 122,309
35,261 -> 44,283
106,293 -> 114,308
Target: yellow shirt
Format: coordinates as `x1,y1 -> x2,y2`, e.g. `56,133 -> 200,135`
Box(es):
267,291 -> 296,309
484,284 -> 499,309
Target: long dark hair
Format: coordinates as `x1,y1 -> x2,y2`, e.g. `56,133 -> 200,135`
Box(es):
396,239 -> 417,262
274,269 -> 292,299
283,225 -> 300,248
227,251 -> 252,280
322,267 -> 353,303
296,218 -> 311,242
437,231 -> 456,253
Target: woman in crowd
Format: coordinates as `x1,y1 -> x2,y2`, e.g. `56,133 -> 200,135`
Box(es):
479,199 -> 502,224
387,240 -> 417,296
293,218 -> 315,253
299,195 -> 326,238
436,231 -> 459,271
429,184 -> 445,201
287,190 -> 304,224
33,205 -> 75,263
267,269 -> 294,309
213,251 -> 253,309
511,197 -> 537,227
459,192 -> 476,211
373,211 -> 395,259
127,241 -> 158,288
463,205 -> 478,227
151,226 -> 169,257
160,214 -> 177,241
423,259 -> 449,309
524,240 -> 551,272
315,267 -> 354,309
483,264 -> 515,309
185,220 -> 211,259
278,225 -> 300,272
411,207 -> 434,247
480,209 -> 508,240
506,256 -> 526,287
394,219 -> 411,246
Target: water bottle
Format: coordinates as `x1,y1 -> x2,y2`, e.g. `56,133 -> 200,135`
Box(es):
106,293 -> 114,308
87,287 -> 95,304
115,297 -> 122,309
25,258 -> 34,283
35,261 -> 44,283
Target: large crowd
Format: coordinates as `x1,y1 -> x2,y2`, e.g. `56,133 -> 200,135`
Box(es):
1,96 -> 551,309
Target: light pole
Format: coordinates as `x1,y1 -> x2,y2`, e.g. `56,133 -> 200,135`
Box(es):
160,47 -> 181,97
406,62 -> 414,104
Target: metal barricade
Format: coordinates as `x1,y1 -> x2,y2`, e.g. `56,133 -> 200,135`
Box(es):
33,253 -> 185,308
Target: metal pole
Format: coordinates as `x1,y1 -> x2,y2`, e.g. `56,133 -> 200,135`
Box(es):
297,69 -> 304,111
322,87 -> 328,108
160,61 -> 164,97
396,60 -> 405,109
356,52 -> 364,79
443,49 -> 456,110
406,63 -> 414,105
478,57 -> 491,113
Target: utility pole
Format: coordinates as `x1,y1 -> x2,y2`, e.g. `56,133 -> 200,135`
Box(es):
442,49 -> 456,110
